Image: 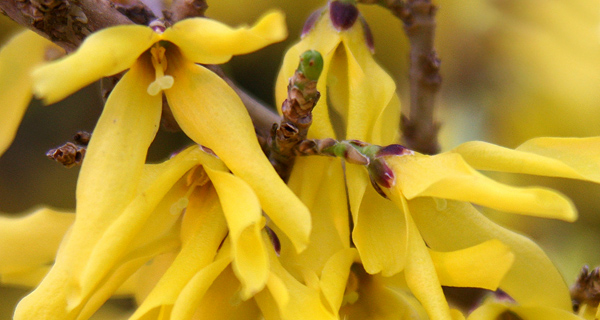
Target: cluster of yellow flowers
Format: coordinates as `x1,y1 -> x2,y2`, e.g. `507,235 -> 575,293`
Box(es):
1,1 -> 600,319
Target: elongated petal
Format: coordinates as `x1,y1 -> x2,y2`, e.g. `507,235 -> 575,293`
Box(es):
254,237 -> 337,320
401,197 -> 453,320
130,186 -> 228,320
279,156 -> 348,274
453,137 -> 600,183
389,153 -> 577,221
319,248 -> 357,314
166,54 -> 311,252
408,197 -> 572,310
171,241 -> 233,320
0,208 -> 73,275
32,25 -> 158,104
186,266 -> 261,320
0,31 -> 64,155
352,170 -> 408,277
164,10 -> 286,65
430,239 -> 514,290
468,303 -> 584,320
15,59 -> 163,319
205,167 -> 268,299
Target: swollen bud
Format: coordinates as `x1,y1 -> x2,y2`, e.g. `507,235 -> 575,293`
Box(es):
329,0 -> 359,31
298,50 -> 324,81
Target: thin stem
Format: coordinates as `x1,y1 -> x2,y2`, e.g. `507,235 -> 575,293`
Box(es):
358,0 -> 442,154
0,0 -> 135,51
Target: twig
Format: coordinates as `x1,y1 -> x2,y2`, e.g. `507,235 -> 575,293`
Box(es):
359,0 -> 441,154
0,0 -> 135,51
269,50 -> 323,180
167,0 -> 208,23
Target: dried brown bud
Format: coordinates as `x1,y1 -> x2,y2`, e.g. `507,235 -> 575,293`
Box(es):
571,265 -> 600,311
46,142 -> 86,168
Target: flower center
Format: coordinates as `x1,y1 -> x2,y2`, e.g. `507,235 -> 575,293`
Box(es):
147,45 -> 174,96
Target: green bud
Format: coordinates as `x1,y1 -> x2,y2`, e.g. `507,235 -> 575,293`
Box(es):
297,50 -> 324,81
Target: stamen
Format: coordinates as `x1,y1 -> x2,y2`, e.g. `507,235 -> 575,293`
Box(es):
147,45 -> 174,96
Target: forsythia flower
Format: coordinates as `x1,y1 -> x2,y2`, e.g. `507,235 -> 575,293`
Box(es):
31,10 -> 312,253
277,1 -> 600,319
0,30 -> 64,155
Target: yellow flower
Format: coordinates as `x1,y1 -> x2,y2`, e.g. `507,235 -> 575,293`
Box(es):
277,1 -> 600,319
467,300 -> 585,320
0,30 -> 64,156
32,11 -> 312,253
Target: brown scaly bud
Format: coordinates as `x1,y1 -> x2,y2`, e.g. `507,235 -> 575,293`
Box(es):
73,131 -> 91,145
270,50 -> 324,180
571,265 -> 600,312
46,142 -> 86,168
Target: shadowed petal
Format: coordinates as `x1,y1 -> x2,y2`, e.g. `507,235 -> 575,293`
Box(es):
453,137 -> 600,183
0,208 -> 73,275
0,31 -> 64,156
409,197 -> 572,311
389,153 -> 577,221
130,186 -> 228,320
468,303 -> 584,320
430,239 -> 514,290
165,54 -> 311,253
164,10 -> 287,65
205,167 -> 269,300
32,25 -> 158,104
319,248 -> 357,314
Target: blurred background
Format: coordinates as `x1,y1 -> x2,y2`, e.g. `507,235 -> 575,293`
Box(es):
1,0 -> 600,317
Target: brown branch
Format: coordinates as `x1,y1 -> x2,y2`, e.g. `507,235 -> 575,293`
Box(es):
359,0 -> 441,154
0,0 -> 136,51
167,0 -> 208,23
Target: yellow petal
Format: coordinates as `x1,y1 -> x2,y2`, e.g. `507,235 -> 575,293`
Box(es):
187,266 -> 261,320
401,197 -> 453,320
468,303 -> 584,320
0,31 -> 64,156
429,239 -> 514,290
319,248 -> 357,314
0,208 -> 73,275
205,167 -> 269,300
408,197 -> 572,310
453,137 -> 600,183
254,233 -> 336,320
164,10 -> 287,65
15,60 -> 168,319
279,156 -> 348,274
171,240 -> 233,320
165,53 -> 311,252
390,152 -> 577,221
353,172 -> 409,277
130,186 -> 228,320
32,25 -> 158,104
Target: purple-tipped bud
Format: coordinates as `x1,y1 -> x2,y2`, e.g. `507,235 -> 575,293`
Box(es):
330,0 -> 359,31
368,158 -> 395,188
265,226 -> 281,256
376,144 -> 414,157
359,15 -> 375,53
302,8 -> 324,38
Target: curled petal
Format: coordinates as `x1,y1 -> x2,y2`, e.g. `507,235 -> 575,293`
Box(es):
453,137 -> 600,183
166,54 -> 311,252
389,152 -> 577,221
430,239 -> 514,290
319,248 -> 357,314
0,31 -> 64,156
409,198 -> 572,310
205,167 -> 269,299
32,25 -> 158,104
164,10 -> 287,65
